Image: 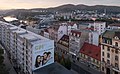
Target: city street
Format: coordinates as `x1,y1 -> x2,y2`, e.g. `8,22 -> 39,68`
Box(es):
71,59 -> 104,74
55,50 -> 103,74
71,62 -> 91,74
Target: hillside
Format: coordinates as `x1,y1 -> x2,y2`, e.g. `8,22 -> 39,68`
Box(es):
2,4 -> 120,18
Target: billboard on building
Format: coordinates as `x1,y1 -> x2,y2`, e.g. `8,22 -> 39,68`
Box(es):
32,40 -> 54,71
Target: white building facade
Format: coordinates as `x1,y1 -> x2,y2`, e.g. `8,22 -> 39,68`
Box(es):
89,22 -> 106,35
0,21 -> 54,74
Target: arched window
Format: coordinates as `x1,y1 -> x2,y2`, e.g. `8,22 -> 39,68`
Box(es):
115,42 -> 118,47
115,63 -> 118,67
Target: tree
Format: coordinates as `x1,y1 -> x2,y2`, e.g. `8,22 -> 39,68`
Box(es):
60,57 -> 65,67
0,48 -> 9,74
0,55 -> 4,64
60,54 -> 66,66
55,52 -> 59,62
0,48 -> 4,54
0,48 -> 4,64
65,57 -> 71,70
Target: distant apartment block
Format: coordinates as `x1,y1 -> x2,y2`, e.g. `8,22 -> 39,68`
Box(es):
88,22 -> 106,35
107,23 -> 120,30
42,22 -> 78,45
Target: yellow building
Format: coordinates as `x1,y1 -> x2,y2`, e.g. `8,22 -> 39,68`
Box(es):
79,42 -> 101,71
101,30 -> 120,74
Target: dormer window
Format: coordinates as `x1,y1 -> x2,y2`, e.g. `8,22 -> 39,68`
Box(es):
74,33 -> 76,36
115,36 -> 119,40
77,34 -> 80,37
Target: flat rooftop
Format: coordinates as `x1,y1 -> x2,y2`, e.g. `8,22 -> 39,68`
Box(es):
0,21 -> 51,43
12,28 -> 27,34
33,62 -> 73,74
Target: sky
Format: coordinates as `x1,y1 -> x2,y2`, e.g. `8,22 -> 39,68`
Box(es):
0,0 -> 120,9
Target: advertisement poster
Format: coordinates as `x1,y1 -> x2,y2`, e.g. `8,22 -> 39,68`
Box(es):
32,40 -> 54,71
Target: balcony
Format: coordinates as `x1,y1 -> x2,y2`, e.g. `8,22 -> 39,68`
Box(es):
70,41 -> 79,45
101,43 -> 120,50
112,45 -> 120,50
101,43 -> 112,47
112,67 -> 120,72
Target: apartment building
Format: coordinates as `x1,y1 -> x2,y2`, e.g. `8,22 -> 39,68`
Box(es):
88,31 -> 99,46
101,30 -> 120,74
107,23 -> 120,30
69,30 -> 89,58
88,22 -> 106,35
0,21 -> 54,74
67,22 -> 78,35
43,22 -> 78,41
57,35 -> 69,54
43,24 -> 67,44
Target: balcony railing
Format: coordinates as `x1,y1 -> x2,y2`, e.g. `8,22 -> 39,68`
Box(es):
101,43 -> 120,50
112,67 -> 120,72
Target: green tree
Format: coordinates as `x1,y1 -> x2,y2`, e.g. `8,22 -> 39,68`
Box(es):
60,54 -> 65,66
60,57 -> 65,67
0,55 -> 4,64
55,52 -> 59,62
0,48 -> 4,54
65,57 -> 71,70
0,48 -> 9,74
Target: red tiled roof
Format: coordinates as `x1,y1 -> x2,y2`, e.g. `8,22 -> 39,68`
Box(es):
58,35 -> 69,48
80,42 -> 101,61
86,27 -> 94,31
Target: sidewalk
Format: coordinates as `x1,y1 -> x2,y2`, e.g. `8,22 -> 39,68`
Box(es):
71,59 -> 104,74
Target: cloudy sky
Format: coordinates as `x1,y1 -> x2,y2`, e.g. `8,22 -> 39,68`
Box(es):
0,0 -> 120,9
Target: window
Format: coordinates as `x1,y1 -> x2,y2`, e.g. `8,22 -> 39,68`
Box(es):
102,45 -> 104,49
115,50 -> 118,54
102,52 -> 104,56
102,58 -> 105,62
81,54 -> 82,57
97,61 -> 99,64
115,42 -> 118,47
107,47 -> 110,51
102,67 -> 104,71
115,36 -> 119,40
107,53 -> 110,58
107,60 -> 110,64
115,56 -> 118,61
115,63 -> 118,67
93,59 -> 95,63
107,40 -> 111,44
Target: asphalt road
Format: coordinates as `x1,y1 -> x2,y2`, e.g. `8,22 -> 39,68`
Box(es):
71,62 -> 91,74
